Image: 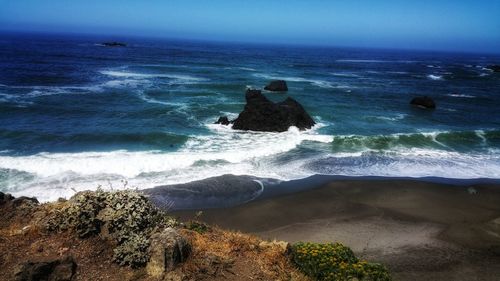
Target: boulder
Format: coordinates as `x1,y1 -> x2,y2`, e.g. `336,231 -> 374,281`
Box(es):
15,256 -> 77,281
264,80 -> 288,92
486,65 -> 500,72
102,42 -> 126,47
410,96 -> 436,109
232,89 -> 315,132
146,228 -> 191,278
214,116 -> 230,126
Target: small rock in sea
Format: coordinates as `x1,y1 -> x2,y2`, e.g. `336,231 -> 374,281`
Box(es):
214,116 -> 230,125
101,42 -> 127,47
486,65 -> 500,72
232,89 -> 315,132
264,80 -> 288,92
15,256 -> 77,281
146,227 -> 191,277
410,96 -> 436,109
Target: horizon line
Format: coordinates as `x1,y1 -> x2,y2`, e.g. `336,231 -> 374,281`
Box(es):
2,28 -> 500,56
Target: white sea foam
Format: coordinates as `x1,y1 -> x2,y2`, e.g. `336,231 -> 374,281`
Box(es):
0,124 -> 334,201
336,59 -> 417,63
136,91 -> 186,107
370,114 -> 407,122
446,93 -> 476,98
238,67 -> 256,71
427,74 -> 444,81
100,70 -> 207,82
329,72 -> 361,78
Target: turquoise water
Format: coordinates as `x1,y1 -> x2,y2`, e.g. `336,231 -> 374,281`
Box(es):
1,32 -> 500,201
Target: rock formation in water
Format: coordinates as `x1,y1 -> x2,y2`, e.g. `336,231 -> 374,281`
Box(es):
410,96 -> 436,109
231,89 -> 315,132
214,116 -> 230,125
264,80 -> 288,92
102,42 -> 127,47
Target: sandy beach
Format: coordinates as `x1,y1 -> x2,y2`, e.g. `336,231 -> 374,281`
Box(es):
174,179 -> 500,280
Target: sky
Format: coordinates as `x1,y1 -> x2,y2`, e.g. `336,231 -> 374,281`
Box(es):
1,0 -> 500,53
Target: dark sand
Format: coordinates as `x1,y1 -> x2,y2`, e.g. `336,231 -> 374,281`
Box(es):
174,180 -> 500,281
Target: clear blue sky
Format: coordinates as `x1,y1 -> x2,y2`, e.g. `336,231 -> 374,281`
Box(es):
1,0 -> 500,53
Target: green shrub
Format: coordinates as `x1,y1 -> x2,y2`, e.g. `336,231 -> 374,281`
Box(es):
290,242 -> 391,281
46,189 -> 177,267
113,233 -> 151,267
185,220 -> 210,234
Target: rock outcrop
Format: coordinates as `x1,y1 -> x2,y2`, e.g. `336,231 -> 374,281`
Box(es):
232,89 -> 315,132
410,96 -> 436,109
146,228 -> 191,277
264,80 -> 288,92
0,192 -> 39,211
102,42 -> 126,47
214,116 -> 230,125
15,256 -> 77,281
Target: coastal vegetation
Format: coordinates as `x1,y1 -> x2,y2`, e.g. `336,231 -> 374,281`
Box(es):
291,242 -> 391,281
0,189 -> 392,280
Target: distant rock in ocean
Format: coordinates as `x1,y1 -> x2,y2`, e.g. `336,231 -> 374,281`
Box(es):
232,89 -> 315,132
410,96 -> 436,109
264,80 -> 288,92
214,116 -> 230,125
101,42 -> 127,47
486,65 -> 500,72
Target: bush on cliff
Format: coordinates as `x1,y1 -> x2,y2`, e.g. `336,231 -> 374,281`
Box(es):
45,189 -> 176,267
291,242 -> 391,281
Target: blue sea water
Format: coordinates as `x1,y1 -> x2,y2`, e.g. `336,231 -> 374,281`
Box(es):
1,32 -> 500,202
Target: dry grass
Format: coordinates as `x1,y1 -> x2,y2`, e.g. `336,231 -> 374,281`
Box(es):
164,226 -> 311,280
0,195 -> 310,281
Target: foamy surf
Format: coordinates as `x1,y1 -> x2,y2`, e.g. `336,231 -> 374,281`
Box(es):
427,74 -> 444,80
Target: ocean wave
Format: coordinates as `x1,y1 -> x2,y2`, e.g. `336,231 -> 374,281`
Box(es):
307,148 -> 500,179
0,129 -> 188,150
0,124 -> 333,201
330,130 -> 500,153
2,129 -> 500,202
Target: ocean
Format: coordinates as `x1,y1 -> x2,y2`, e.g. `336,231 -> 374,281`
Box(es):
1,32 -> 500,202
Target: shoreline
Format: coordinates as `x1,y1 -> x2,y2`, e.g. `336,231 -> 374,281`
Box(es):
173,178 -> 500,280
144,174 -> 500,210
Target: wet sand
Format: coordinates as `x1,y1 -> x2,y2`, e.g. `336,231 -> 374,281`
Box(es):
174,179 -> 500,281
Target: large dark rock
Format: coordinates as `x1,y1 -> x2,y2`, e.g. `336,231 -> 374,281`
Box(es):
264,80 -> 288,92
101,42 -> 126,47
232,89 -> 315,132
146,228 -> 191,277
214,116 -> 230,125
15,256 -> 77,281
410,96 -> 436,109
487,65 -> 500,72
